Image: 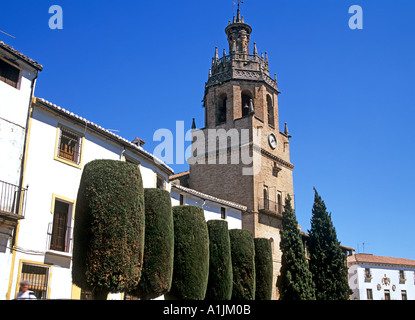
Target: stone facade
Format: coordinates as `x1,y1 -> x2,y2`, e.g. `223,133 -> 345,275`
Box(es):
186,9 -> 294,299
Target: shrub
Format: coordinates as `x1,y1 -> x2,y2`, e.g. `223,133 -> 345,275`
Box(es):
72,160 -> 145,299
254,238 -> 273,300
205,220 -> 233,300
165,205 -> 209,300
229,229 -> 255,300
132,188 -> 174,299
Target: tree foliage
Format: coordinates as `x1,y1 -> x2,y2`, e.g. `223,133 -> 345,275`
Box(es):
307,188 -> 351,300
132,188 -> 174,300
278,194 -> 316,300
205,220 -> 233,300
229,229 -> 256,300
72,160 -> 145,299
254,238 -> 273,300
165,205 -> 209,300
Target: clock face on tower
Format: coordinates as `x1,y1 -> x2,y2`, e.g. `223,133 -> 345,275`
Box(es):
268,133 -> 277,149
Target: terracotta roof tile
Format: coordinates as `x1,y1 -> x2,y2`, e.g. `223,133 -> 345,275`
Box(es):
0,41 -> 43,71
348,253 -> 415,267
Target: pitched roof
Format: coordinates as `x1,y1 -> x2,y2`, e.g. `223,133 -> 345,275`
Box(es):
33,97 -> 174,174
171,184 -> 247,212
0,41 -> 43,71
169,171 -> 190,180
348,253 -> 415,268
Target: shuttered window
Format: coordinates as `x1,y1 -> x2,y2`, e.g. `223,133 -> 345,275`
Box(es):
20,263 -> 49,300
50,200 -> 69,252
0,58 -> 21,88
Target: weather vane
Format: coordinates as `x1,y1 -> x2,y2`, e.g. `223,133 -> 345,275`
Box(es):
233,0 -> 244,14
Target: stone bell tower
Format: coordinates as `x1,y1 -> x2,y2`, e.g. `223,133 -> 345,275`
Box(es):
187,7 -> 294,299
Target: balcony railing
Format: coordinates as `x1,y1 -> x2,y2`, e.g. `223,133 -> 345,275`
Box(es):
46,222 -> 73,254
258,198 -> 284,216
0,180 -> 27,219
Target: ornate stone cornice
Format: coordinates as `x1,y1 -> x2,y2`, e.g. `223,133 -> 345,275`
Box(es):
260,148 -> 294,170
206,68 -> 279,93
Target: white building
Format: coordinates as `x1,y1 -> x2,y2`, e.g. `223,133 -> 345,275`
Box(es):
348,253 -> 415,300
3,93 -> 247,300
170,181 -> 245,230
5,97 -> 173,300
0,42 -> 42,299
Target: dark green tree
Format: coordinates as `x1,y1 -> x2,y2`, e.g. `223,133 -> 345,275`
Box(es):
229,229 -> 255,300
165,205 -> 209,300
307,188 -> 351,300
254,238 -> 273,300
132,188 -> 174,300
72,160 -> 145,300
205,220 -> 233,300
277,194 -> 316,300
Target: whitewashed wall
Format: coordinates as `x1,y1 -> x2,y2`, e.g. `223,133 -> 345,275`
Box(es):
0,53 -> 39,299
0,68 -> 37,186
170,187 -> 243,230
349,263 -> 415,300
7,103 -> 171,300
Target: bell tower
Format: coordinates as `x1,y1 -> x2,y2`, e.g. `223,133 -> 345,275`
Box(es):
187,7 -> 294,299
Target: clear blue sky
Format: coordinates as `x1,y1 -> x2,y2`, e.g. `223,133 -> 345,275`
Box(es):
1,1 -> 414,260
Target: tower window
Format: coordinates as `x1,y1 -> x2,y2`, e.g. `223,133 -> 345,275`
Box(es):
241,91 -> 253,117
216,94 -> 227,125
263,185 -> 269,210
267,95 -> 275,127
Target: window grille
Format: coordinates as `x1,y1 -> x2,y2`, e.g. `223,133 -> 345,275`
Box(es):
20,263 -> 49,300
57,127 -> 82,164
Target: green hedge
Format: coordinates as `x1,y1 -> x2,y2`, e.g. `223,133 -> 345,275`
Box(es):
254,238 -> 273,300
72,160 -> 145,298
205,220 -> 233,300
229,229 -> 256,300
165,205 -> 209,300
132,188 -> 174,299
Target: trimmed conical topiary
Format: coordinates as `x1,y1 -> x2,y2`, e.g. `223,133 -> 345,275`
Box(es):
254,238 -> 273,300
229,229 -> 255,300
132,188 -> 174,300
165,205 -> 209,300
72,160 -> 145,300
205,220 -> 233,300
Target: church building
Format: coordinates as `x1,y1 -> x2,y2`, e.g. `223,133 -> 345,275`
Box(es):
171,7 -> 294,299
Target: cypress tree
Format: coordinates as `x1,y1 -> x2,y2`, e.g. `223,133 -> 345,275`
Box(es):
307,188 -> 351,300
229,229 -> 255,300
254,238 -> 273,300
72,160 -> 145,300
132,188 -> 174,300
165,205 -> 210,300
205,220 -> 233,300
278,194 -> 316,300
